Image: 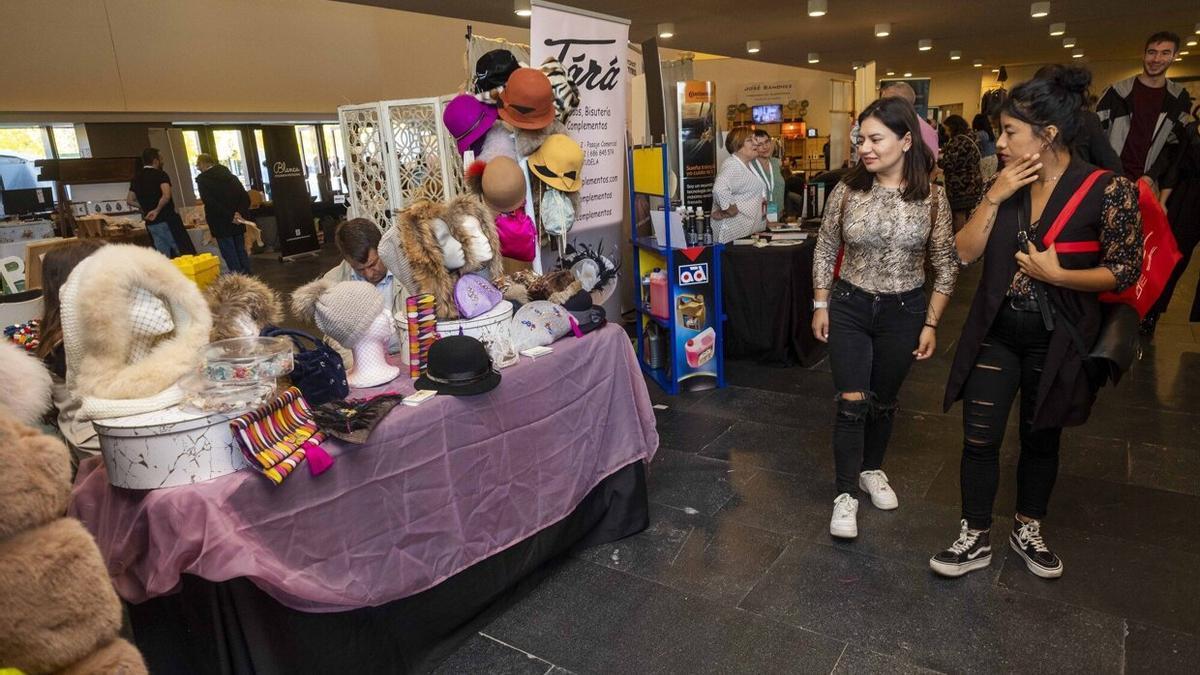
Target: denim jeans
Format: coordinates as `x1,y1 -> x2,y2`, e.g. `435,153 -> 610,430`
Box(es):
827,279 -> 927,495
146,221 -> 178,257
960,303 -> 1061,530
217,233 -> 252,274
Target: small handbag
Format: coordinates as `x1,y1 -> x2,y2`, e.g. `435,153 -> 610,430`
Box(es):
260,326 -> 349,405
454,273 -> 503,319
495,209 -> 537,262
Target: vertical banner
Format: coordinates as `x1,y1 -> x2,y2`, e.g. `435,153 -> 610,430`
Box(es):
672,247 -> 719,383
678,81 -> 717,211
262,126 -> 320,260
531,1 -> 629,231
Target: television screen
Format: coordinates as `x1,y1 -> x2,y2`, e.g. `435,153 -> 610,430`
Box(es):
1,187 -> 55,216
806,128 -> 819,138
751,104 -> 783,124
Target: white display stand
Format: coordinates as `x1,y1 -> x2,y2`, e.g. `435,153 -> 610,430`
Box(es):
337,97 -> 465,231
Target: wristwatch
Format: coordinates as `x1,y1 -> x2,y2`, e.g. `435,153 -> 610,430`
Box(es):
812,300 -> 829,310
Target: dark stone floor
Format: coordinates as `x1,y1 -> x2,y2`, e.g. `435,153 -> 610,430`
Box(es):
261,241 -> 1199,674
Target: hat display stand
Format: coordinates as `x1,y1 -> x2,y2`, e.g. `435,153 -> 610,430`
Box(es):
346,311 -> 401,389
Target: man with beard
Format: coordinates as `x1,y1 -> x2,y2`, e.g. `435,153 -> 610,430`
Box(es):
1097,31 -> 1193,183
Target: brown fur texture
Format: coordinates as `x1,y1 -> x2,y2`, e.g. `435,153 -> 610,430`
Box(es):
445,194 -> 504,280
526,269 -> 578,302
64,245 -> 212,400
0,518 -> 123,674
0,415 -> 70,541
0,341 -> 53,426
59,638 -> 147,675
396,201 -> 460,320
515,119 -> 568,159
204,273 -> 283,341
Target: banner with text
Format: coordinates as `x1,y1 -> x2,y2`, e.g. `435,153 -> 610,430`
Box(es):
532,1 -> 629,231
262,125 -> 320,260
678,81 -> 717,211
740,80 -> 798,106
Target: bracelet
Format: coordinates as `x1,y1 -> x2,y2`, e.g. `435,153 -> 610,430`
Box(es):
983,193 -> 1001,207
924,322 -> 938,329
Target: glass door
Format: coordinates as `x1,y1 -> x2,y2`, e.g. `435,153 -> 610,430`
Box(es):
212,129 -> 252,190
295,124 -> 323,201
321,123 -> 346,199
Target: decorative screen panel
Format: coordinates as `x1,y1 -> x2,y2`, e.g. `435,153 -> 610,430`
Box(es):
385,100 -> 447,207
338,105 -> 392,230
437,96 -> 466,200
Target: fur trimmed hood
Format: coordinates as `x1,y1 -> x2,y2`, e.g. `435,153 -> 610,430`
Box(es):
60,245 -> 212,402
0,342 -> 52,426
445,194 -> 504,280
390,201 -> 461,320
204,273 -> 283,341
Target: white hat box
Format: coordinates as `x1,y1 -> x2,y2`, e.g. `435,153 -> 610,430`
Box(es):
94,405 -> 249,489
395,299 -> 514,366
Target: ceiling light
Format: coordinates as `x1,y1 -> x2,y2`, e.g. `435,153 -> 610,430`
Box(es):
657,22 -> 674,38
513,0 -> 531,17
746,40 -> 761,54
1049,22 -> 1066,36
992,68 -> 1000,73
852,61 -> 865,70
1186,38 -> 1198,47
1062,37 -> 1076,48
875,23 -> 891,37
886,70 -> 895,76
1072,49 -> 1085,58
919,39 -> 932,51
973,59 -> 984,67
1195,22 -> 1199,34
949,50 -> 962,61
1030,2 -> 1050,18
808,52 -> 821,64
808,0 -> 827,17
904,72 -> 913,77
1179,50 -> 1190,55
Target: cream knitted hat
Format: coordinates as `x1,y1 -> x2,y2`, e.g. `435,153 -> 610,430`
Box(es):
291,279 -> 385,348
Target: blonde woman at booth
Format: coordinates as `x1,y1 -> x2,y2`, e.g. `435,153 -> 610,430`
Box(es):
711,127 -> 768,243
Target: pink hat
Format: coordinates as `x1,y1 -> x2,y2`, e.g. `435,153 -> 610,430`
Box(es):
443,94 -> 499,154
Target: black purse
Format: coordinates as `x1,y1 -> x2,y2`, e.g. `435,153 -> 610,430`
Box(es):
260,326 -> 349,405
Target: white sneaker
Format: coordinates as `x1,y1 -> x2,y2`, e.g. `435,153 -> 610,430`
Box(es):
830,493 -> 859,539
859,470 -> 899,510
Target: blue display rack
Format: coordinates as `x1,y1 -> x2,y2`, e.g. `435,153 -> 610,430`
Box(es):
628,144 -> 726,395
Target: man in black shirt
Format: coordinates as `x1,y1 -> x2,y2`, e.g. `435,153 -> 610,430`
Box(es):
196,153 -> 252,273
127,147 -> 195,257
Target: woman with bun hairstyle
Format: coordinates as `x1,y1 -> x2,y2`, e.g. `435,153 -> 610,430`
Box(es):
711,126 -> 768,243
931,66 -> 1143,580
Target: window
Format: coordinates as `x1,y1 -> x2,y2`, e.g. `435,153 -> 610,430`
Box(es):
213,129 -> 251,190
253,129 -> 271,199
0,126 -> 52,161
180,130 -> 203,194
321,124 -> 346,196
50,126 -> 82,159
295,124 -> 322,200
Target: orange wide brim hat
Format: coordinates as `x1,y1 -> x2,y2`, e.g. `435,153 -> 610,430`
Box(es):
497,68 -> 556,130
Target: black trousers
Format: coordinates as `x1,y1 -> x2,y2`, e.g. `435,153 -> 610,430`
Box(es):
827,280 -> 926,495
960,303 -> 1062,530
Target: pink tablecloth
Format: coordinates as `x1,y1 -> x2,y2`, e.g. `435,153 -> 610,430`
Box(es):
69,324 -> 658,613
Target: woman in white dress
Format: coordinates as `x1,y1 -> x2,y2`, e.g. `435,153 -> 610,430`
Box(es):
711,127 -> 768,243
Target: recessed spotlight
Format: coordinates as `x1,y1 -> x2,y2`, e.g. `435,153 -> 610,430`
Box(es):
992,68 -> 1000,73
886,70 -> 895,76
950,50 -> 962,61
875,23 -> 891,37
1049,22 -> 1065,36
852,61 -> 865,70
808,52 -> 821,64
1186,38 -> 1198,47
1179,50 -> 1191,56
1030,2 -> 1050,18
1062,37 -> 1077,48
657,23 -> 674,39
808,0 -> 827,17
919,38 -> 932,51
746,40 -> 761,54
1194,22 -> 1199,34
973,59 -> 984,67
904,72 -> 913,77
514,0 -> 531,17
1072,49 -> 1085,58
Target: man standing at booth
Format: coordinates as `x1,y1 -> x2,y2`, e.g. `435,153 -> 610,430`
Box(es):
128,147 -> 196,258
196,153 -> 253,274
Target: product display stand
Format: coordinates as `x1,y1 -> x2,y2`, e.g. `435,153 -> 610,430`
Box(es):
628,144 -> 725,395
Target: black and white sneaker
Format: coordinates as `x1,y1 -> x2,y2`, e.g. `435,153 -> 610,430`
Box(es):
1010,517 -> 1064,579
929,520 -> 992,578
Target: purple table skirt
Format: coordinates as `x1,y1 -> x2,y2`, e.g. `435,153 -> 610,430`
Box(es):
69,324 -> 659,613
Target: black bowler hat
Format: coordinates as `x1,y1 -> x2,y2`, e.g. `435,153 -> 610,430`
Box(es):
474,49 -> 521,93
415,335 -> 501,396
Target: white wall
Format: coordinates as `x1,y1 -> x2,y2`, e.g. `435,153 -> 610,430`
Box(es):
688,57 -> 853,135
0,0 -> 527,115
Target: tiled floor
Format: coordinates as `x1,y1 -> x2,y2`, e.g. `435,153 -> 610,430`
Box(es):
262,242 -> 1199,674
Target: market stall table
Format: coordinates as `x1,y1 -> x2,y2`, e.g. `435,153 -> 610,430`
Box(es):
69,323 -> 658,673
722,238 -> 826,367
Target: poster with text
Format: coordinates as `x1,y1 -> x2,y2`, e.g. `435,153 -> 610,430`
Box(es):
532,0 -> 629,231
678,81 -> 716,211
262,126 -> 319,259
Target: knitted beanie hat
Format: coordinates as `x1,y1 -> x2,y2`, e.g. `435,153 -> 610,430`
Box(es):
291,279 -> 385,348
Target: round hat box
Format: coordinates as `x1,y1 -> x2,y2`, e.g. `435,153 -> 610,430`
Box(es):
396,300 -> 514,367
94,405 -> 249,489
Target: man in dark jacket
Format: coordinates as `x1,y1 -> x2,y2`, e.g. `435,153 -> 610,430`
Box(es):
196,153 -> 253,274
1096,31 -> 1194,183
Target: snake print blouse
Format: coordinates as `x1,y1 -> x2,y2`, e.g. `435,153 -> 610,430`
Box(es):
814,181 -> 958,296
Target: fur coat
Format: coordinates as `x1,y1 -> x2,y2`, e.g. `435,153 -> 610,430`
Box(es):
0,412 -> 146,674
59,245 -> 211,415
0,341 -> 51,426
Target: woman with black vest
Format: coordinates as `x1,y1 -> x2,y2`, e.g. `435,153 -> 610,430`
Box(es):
930,66 -> 1143,580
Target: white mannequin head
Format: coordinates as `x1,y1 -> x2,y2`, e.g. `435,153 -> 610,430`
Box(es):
346,309 -> 400,388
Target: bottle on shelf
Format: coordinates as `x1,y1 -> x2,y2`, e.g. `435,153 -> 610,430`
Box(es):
649,269 -> 669,319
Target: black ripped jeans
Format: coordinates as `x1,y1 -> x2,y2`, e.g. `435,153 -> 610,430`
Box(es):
827,280 -> 927,495
960,302 -> 1062,530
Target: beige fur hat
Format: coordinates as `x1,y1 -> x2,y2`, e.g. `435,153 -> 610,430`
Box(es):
291,279 -> 384,348
204,273 -> 284,341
